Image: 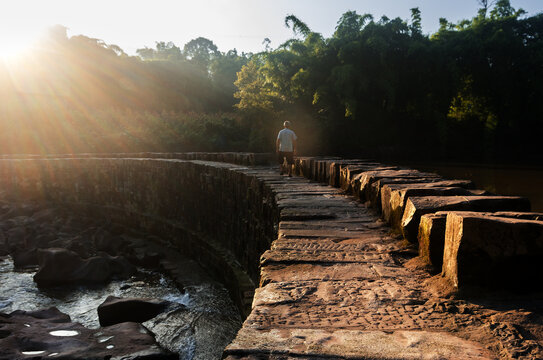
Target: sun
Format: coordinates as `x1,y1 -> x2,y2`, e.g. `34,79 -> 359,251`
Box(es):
0,32 -> 39,60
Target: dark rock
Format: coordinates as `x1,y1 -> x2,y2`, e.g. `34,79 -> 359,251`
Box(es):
97,296 -> 170,327
129,248 -> 162,267
0,230 -> 7,256
34,248 -> 136,286
442,213 -> 543,290
401,196 -> 531,243
5,226 -> 26,252
11,248 -> 39,268
93,229 -> 128,255
26,233 -> 57,250
30,208 -> 57,223
0,307 -> 178,360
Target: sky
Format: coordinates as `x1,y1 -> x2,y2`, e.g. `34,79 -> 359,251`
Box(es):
1,0 -> 542,57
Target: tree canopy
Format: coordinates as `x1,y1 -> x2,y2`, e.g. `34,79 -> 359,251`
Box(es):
0,0 -> 541,163
234,0 -> 543,162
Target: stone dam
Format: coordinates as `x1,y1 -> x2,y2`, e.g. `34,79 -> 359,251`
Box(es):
1,152 -> 543,359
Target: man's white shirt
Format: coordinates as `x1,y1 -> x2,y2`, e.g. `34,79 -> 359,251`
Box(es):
277,128 -> 297,152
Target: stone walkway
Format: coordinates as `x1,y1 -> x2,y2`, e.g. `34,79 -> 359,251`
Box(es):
223,169 -> 541,359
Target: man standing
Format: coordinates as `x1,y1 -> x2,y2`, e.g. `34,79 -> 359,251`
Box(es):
276,121 -> 297,176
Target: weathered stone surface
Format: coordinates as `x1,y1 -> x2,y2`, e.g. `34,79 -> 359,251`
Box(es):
351,169 -> 441,203
367,177 -> 470,211
401,195 -> 531,243
33,248 -> 136,286
328,160 -> 369,187
339,164 -> 392,192
380,180 -> 474,225
0,307 -> 177,360
2,154 -> 543,359
261,249 -> 395,265
97,296 -> 170,327
443,213 -> 543,289
418,212 -> 448,270
225,328 -> 493,359
419,211 -> 543,271
386,186 -> 484,232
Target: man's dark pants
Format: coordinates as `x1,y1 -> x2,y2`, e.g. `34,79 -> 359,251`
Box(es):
278,151 -> 294,166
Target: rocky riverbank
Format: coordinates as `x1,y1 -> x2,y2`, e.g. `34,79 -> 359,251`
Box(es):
0,198 -> 242,359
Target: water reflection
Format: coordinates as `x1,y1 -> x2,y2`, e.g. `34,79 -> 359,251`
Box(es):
0,256 -> 242,359
49,330 -> 79,337
21,351 -> 46,355
399,163 -> 543,212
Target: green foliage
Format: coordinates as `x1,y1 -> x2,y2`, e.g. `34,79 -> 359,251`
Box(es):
234,4 -> 543,162
1,1 -> 542,164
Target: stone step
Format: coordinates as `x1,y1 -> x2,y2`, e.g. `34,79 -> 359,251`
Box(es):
419,211 -> 543,271
386,186 -> 487,232
224,328 -> 493,359
443,213 -> 543,289
401,195 -> 531,243
380,179 -> 475,225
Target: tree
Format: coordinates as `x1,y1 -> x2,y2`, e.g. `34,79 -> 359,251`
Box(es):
183,37 -> 219,71
477,0 -> 495,19
490,0 -> 525,19
410,7 -> 422,35
284,15 -> 311,37
136,41 -> 183,61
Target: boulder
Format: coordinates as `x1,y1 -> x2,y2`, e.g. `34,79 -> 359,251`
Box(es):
11,248 -> 39,268
442,213 -> 543,290
0,230 -> 7,256
30,208 -> 57,223
5,226 -> 26,252
0,307 -> 177,359
97,296 -> 170,327
34,248 -> 136,286
401,196 -> 530,243
419,211 -> 543,272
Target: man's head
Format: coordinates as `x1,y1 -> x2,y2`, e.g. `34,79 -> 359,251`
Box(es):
283,121 -> 291,128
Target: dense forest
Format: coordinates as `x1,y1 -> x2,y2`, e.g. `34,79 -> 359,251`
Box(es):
0,0 -> 542,163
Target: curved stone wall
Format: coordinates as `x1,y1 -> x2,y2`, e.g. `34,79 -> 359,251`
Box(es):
0,156 -> 278,316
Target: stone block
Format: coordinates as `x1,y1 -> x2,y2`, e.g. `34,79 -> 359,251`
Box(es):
387,186 -> 483,232
225,328 -> 493,359
442,213 -> 543,289
419,211 -> 543,271
381,179 -> 474,225
351,169 -> 439,202
294,157 -> 313,178
418,213 -> 448,270
338,163 -> 383,192
328,160 -> 366,187
401,195 -> 530,243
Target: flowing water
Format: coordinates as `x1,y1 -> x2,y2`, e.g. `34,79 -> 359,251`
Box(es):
0,256 -> 242,359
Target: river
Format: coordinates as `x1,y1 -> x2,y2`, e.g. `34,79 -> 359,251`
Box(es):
398,162 -> 543,212
0,200 -> 242,360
